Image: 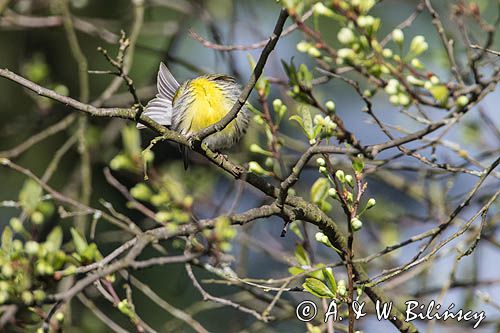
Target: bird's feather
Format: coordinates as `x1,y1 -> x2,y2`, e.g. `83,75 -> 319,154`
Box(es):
137,63 -> 180,129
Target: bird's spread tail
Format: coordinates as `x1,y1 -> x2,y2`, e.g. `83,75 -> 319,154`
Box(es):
137,62 -> 180,129
136,97 -> 172,129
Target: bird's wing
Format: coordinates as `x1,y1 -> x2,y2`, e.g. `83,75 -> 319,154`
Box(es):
157,62 -> 180,100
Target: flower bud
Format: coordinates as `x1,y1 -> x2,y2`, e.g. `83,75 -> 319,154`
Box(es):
456,95 -> 469,107
9,217 -> 23,233
319,166 -> 327,174
398,93 -> 410,106
345,174 -> 354,187
296,41 -> 311,53
248,161 -> 268,175
392,29 -> 404,45
130,183 -> 152,201
357,15 -> 375,28
30,211 -> 44,225
366,198 -> 376,209
338,28 -> 355,44
411,58 -> 425,69
325,100 -> 336,112
316,157 -> 326,166
25,241 -> 40,255
351,217 -> 363,231
409,35 -> 428,56
335,170 -> 345,183
337,48 -> 356,60
308,47 -> 322,58
328,188 -> 337,198
382,48 -> 393,58
272,99 -> 283,110
250,144 -> 270,155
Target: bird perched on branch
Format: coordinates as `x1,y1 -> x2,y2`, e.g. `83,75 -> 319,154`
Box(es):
137,63 -> 250,169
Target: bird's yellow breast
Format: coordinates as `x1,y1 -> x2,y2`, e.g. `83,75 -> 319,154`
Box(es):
185,78 -> 232,132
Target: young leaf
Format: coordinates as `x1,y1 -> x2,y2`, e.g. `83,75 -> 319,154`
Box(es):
19,179 -> 43,214
1,226 -> 13,252
323,268 -> 337,293
302,277 -> 335,298
294,244 -> 311,267
45,226 -> 63,252
311,178 -> 329,204
70,228 -> 88,255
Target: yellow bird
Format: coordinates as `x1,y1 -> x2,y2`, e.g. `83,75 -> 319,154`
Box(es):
138,63 -> 249,168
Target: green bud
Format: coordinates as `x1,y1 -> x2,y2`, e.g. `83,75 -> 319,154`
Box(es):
309,138 -> 317,145
357,15 -> 375,28
0,291 -> 9,304
392,29 -> 404,45
155,211 -> 171,223
250,144 -> 271,156
398,93 -> 410,107
150,192 -> 169,206
130,183 -> 152,201
411,58 -> 425,69
21,291 -> 34,304
25,241 -> 40,255
430,75 -> 440,85
366,198 -> 376,209
9,217 -> 24,233
30,211 -> 44,225
316,158 -> 326,166
296,41 -> 311,53
315,232 -> 332,247
272,99 -> 283,110
389,95 -> 399,105
264,157 -> 274,168
319,166 -> 327,174
248,161 -> 268,175
335,170 -> 345,183
351,217 -> 363,231
325,100 -> 336,112
382,48 -> 393,58
328,188 -> 337,198
2,264 -> 13,278
409,35 -> 428,57
345,174 -> 354,187
253,115 -> 265,125
308,47 -> 322,58
456,95 -> 469,107
33,290 -> 46,302
337,28 -> 355,44
55,312 -> 64,322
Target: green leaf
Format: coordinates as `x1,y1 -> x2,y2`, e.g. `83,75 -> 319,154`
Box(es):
19,179 -> 43,214
288,266 -> 305,275
289,115 -> 303,128
429,85 -> 449,105
323,268 -> 337,293
294,244 -> 311,266
302,277 -> 335,298
311,178 -> 329,204
289,221 -> 304,240
298,64 -> 313,89
70,228 -> 88,255
1,226 -> 13,252
45,226 -> 63,252
301,106 -> 314,139
122,125 -> 141,158
352,156 -> 365,174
